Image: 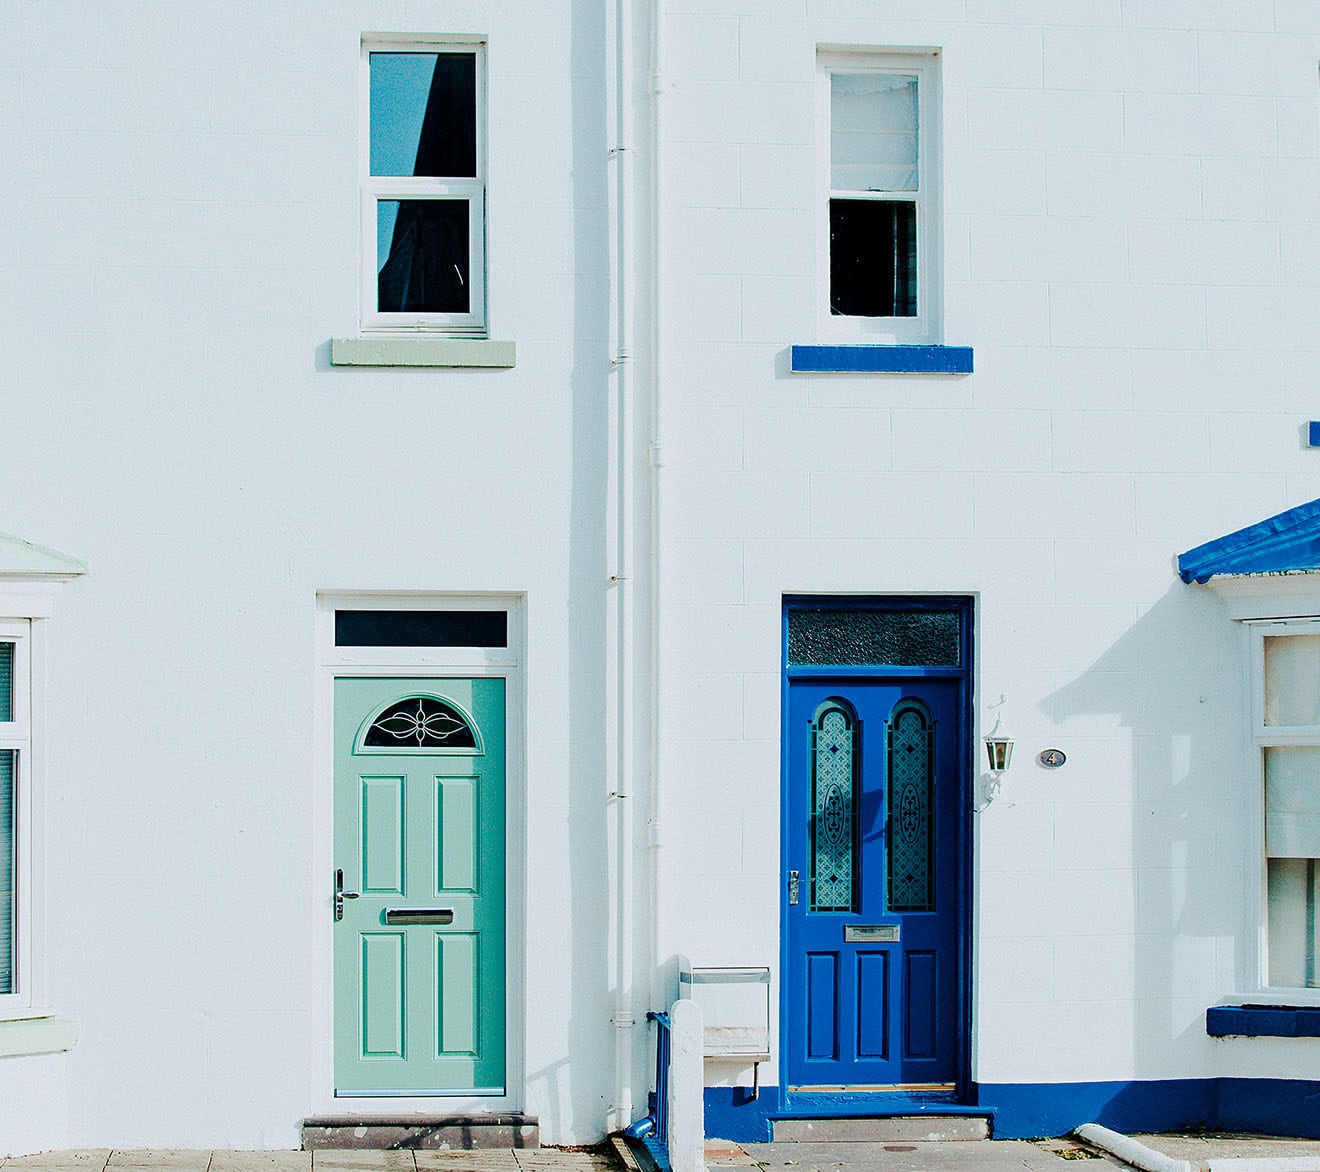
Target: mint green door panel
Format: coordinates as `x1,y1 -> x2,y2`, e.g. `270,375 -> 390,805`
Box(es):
335,677 -> 506,1095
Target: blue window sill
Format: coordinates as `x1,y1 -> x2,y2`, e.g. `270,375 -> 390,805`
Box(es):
790,344 -> 973,375
1207,1005 -> 1320,1038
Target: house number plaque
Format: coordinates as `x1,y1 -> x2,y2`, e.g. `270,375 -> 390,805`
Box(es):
1037,749 -> 1066,769
845,924 -> 900,943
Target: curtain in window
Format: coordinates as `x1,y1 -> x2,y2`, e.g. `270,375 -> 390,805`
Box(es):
0,749 -> 13,995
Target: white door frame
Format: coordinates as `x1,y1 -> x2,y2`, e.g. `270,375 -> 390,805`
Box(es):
312,591 -> 526,1114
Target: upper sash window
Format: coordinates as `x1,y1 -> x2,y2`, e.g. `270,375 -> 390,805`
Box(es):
362,39 -> 487,336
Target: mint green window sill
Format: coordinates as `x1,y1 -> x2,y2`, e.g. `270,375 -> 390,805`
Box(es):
0,1015 -> 78,1058
330,338 -> 516,368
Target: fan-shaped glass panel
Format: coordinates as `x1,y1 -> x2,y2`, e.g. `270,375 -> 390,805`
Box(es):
364,696 -> 477,749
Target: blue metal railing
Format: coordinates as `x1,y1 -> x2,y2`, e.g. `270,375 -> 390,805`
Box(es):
623,1011 -> 671,1171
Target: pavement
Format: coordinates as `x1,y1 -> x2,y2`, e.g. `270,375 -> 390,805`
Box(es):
717,1134 -> 1320,1172
0,1153 -> 619,1172
12,1134 -> 1320,1172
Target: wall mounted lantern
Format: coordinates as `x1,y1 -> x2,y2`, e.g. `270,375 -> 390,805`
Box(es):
983,714 -> 1014,775
977,710 -> 1015,811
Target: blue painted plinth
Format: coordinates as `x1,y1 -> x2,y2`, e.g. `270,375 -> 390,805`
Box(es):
703,1079 -> 1320,1142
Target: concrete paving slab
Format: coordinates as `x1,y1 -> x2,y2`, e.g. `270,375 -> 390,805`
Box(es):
742,1139 -> 1122,1172
4,1155 -> 112,1170
208,1155 -> 310,1172
107,1155 -> 211,1171
512,1158 -> 615,1172
414,1155 -> 520,1172
1134,1137 -> 1320,1164
312,1155 -> 415,1172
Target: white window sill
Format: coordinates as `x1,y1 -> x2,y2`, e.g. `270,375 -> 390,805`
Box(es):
0,1014 -> 78,1057
330,338 -> 516,368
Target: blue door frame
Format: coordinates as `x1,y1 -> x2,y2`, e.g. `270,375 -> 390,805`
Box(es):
779,598 -> 974,1113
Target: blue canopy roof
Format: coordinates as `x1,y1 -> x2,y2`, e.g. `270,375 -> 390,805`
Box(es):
1178,497 -> 1320,584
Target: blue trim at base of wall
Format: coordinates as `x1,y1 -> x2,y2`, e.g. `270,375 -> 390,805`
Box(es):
790,345 -> 974,374
703,1080 -> 1320,1142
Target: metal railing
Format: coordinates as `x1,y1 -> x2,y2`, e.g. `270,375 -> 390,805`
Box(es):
623,1011 -> 671,1170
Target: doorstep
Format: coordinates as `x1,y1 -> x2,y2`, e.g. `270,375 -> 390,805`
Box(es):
300,1116 -> 539,1150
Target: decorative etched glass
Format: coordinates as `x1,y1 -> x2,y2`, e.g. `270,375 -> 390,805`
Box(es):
886,699 -> 934,913
365,696 -> 477,749
810,701 -> 859,913
787,609 -> 960,667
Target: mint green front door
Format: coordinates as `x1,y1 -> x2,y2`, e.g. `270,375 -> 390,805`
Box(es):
334,677 -> 506,1095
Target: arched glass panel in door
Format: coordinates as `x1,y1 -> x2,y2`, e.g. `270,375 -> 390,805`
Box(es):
361,695 -> 478,750
809,699 -> 859,913
886,697 -> 935,913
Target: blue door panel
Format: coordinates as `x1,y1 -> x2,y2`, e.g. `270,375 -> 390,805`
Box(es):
807,952 -> 838,1059
904,951 -> 937,1059
784,675 -> 964,1091
856,952 -> 888,1058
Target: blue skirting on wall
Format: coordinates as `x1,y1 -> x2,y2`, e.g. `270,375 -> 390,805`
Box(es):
703,1079 -> 1320,1142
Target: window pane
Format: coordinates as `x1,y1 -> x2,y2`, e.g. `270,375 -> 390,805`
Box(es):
377,200 -> 470,314
1265,746 -> 1320,858
830,198 -> 917,318
1265,635 -> 1320,726
787,609 -> 960,667
1268,856 -> 1320,987
0,643 -> 11,723
831,73 -> 918,193
336,610 -> 507,648
370,52 -> 477,178
0,749 -> 12,995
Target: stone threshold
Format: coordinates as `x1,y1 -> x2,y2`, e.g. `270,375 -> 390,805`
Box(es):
301,1116 -> 539,1151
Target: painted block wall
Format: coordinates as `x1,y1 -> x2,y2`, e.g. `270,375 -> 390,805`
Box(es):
652,0 -> 1320,1109
0,0 -> 624,1153
5,0 -> 1320,1153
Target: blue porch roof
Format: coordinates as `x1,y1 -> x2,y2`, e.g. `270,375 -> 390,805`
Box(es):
1178,497 -> 1320,584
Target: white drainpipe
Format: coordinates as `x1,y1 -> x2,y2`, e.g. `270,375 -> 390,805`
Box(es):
646,0 -> 668,1025
605,0 -> 644,1135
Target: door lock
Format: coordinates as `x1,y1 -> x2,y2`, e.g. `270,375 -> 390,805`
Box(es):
788,870 -> 800,906
334,868 -> 360,922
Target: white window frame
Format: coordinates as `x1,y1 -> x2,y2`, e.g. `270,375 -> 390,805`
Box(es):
0,620 -> 34,1018
815,47 -> 942,345
1247,616 -> 1320,999
360,35 -> 488,337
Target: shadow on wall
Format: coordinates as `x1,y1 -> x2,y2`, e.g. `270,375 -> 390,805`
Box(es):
998,579 -> 1246,1133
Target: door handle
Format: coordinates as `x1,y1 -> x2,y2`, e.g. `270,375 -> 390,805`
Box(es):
788,870 -> 800,906
334,868 -> 360,922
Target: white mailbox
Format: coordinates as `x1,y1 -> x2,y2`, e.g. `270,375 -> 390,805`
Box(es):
677,962 -> 771,1096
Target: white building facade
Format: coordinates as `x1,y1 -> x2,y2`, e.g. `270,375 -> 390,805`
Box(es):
4,0 -> 1320,1153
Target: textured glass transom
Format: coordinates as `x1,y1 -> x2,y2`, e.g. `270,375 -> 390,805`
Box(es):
364,696 -> 476,749
810,702 -> 858,913
787,609 -> 960,667
886,699 -> 934,913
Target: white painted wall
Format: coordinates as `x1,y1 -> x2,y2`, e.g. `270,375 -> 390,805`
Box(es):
0,0 -> 619,1152
651,0 -> 1320,1096
4,0 -> 1320,1153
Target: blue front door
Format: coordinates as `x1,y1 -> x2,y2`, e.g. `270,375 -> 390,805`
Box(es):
783,674 -> 965,1091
